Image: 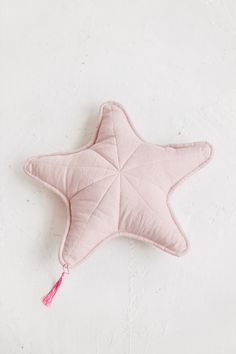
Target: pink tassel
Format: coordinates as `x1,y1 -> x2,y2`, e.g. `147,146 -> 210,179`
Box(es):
42,265 -> 69,306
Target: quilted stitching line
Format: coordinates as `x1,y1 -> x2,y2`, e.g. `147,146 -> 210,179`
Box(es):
123,170 -> 166,195
66,174 -> 119,258
31,159 -> 115,170
111,105 -> 120,170
68,165 -> 115,170
90,148 -> 117,170
123,174 -> 161,217
121,143 -> 142,170
111,105 -> 122,230
69,172 -> 117,200
123,159 -> 171,173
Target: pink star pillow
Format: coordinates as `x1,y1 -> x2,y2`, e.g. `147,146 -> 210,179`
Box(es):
24,101 -> 212,305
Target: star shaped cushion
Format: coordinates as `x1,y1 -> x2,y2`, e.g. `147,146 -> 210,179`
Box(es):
24,102 -> 212,268
24,102 -> 212,305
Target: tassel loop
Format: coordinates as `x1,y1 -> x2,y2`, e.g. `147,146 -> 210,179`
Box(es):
63,263 -> 70,274
41,264 -> 69,306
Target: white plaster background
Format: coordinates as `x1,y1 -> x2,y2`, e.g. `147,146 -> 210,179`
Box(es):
1,0 -> 236,353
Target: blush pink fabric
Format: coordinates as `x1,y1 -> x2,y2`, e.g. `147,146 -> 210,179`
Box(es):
24,101 -> 212,268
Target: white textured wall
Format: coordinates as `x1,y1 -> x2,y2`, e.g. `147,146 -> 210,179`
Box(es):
1,1 -> 236,353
